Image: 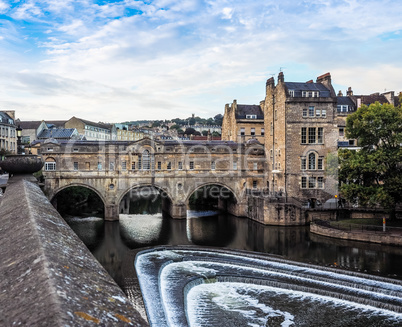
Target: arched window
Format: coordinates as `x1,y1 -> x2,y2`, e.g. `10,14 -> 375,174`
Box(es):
308,152 -> 316,170
142,150 -> 150,170
45,158 -> 56,171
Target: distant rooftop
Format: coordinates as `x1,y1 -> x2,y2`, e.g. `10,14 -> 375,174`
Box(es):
37,128 -> 77,139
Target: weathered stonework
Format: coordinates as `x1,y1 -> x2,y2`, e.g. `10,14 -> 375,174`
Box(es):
222,100 -> 265,144
0,176 -> 148,326
263,72 -> 339,202
41,138 -> 265,220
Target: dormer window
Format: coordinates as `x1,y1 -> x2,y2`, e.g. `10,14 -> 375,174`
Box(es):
302,91 -> 320,97
246,114 -> 257,119
288,90 -> 295,97
337,105 -> 348,112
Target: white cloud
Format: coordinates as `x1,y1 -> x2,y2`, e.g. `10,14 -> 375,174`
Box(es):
0,0 -> 9,13
1,0 -> 402,122
221,7 -> 233,19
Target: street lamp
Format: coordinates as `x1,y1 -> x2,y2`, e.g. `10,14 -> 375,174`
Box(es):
16,125 -> 22,154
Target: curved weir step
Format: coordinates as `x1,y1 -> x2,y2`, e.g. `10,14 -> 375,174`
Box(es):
133,247 -> 402,327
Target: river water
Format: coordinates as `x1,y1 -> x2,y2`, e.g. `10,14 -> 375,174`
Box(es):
62,191 -> 402,326
65,211 -> 402,288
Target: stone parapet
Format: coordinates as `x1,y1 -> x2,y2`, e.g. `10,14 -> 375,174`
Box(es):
0,177 -> 148,326
310,222 -> 402,246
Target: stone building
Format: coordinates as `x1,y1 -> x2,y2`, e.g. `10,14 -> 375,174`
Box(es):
263,72 -> 339,204
115,124 -> 144,141
65,117 -> 114,141
222,100 -> 265,144
335,87 -> 397,149
0,111 -> 17,154
222,72 -> 401,209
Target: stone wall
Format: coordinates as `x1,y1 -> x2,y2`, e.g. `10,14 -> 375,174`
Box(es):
0,176 -> 148,326
247,195 -> 306,225
310,222 -> 402,246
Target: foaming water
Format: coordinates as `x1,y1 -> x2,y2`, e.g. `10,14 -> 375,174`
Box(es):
120,214 -> 163,245
187,283 -> 401,327
135,248 -> 402,327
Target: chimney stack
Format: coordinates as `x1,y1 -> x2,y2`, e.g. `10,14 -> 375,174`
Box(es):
278,72 -> 284,83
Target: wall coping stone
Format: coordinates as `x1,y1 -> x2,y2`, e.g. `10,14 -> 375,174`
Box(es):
0,176 -> 148,326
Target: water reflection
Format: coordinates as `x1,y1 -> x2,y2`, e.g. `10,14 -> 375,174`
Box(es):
187,215 -> 237,246
65,212 -> 402,289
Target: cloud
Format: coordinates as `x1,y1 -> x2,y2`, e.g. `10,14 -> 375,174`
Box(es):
1,0 -> 402,122
0,0 -> 9,13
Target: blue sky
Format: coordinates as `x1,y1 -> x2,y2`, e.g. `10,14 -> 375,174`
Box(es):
0,0 -> 401,122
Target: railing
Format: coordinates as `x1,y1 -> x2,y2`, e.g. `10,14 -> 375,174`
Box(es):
314,220 -> 402,235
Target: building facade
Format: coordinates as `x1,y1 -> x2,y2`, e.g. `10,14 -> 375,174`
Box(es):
263,72 -> 339,204
222,100 -> 265,144
0,111 -> 17,154
222,72 -> 400,206
65,117 -> 114,141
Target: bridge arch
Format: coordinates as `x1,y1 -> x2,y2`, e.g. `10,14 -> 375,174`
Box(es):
185,182 -> 240,204
118,183 -> 175,217
117,183 -> 174,207
50,183 -> 106,218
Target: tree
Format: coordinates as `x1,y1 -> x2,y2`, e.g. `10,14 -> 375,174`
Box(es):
338,102 -> 402,218
214,114 -> 223,126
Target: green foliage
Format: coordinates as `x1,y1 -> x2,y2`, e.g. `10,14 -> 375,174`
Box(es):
339,102 -> 402,216
170,124 -> 181,130
214,114 -> 223,126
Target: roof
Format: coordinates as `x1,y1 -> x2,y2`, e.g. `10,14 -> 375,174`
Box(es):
74,117 -> 112,130
33,139 -> 245,151
235,105 -> 263,119
337,97 -> 355,106
37,128 -> 77,139
18,120 -> 67,130
358,94 -> 389,106
285,82 -> 332,97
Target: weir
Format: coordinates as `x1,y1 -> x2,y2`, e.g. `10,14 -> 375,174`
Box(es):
134,247 -> 402,327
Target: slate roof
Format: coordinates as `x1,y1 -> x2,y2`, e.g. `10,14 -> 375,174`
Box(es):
235,105 -> 263,119
285,82 -> 331,97
37,128 -> 77,139
337,97 -> 355,106
358,94 -> 389,106
18,120 -> 67,130
75,117 -> 112,130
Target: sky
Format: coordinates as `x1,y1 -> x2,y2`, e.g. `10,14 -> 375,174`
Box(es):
0,0 -> 401,123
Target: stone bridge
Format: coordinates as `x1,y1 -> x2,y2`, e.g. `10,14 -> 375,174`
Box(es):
41,138 -> 266,220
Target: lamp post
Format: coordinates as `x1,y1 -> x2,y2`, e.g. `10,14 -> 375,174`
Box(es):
16,125 -> 22,155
